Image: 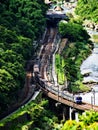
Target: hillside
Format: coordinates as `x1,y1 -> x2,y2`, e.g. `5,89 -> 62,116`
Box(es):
0,0 -> 47,113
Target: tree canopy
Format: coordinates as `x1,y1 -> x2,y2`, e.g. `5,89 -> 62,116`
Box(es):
75,0 -> 98,23
62,110 -> 98,130
59,21 -> 90,42
0,0 -> 47,112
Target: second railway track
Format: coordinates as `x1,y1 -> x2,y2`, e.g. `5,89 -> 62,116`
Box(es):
33,27 -> 98,112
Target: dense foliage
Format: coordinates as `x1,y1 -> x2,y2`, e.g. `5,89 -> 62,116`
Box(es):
0,100 -> 61,130
59,21 -> 90,42
0,0 -> 47,112
58,21 -> 91,92
75,0 -> 98,23
62,110 -> 98,130
1,100 -> 98,130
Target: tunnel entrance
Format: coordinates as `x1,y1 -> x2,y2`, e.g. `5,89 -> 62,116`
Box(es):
46,11 -> 69,27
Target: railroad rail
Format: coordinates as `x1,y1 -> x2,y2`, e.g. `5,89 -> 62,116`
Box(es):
33,27 -> 98,112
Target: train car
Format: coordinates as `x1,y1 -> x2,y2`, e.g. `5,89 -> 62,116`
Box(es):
61,91 -> 82,104
46,87 -> 82,104
61,91 -> 75,102
36,74 -> 82,104
75,96 -> 82,104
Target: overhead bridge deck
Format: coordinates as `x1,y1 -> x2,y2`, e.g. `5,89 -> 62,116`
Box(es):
46,9 -> 69,25
42,88 -> 98,112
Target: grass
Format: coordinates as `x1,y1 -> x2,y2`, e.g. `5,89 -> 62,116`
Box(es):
58,70 -> 65,85
55,54 -> 65,85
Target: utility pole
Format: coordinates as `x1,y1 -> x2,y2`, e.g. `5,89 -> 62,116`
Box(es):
57,73 -> 59,102
58,84 -> 59,101
91,88 -> 95,109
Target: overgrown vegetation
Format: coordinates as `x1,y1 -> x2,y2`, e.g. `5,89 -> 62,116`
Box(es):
1,100 -> 98,130
0,100 -> 61,130
0,0 -> 48,113
75,0 -> 98,23
55,54 -> 66,85
62,110 -> 98,130
58,21 -> 92,93
59,22 -> 90,42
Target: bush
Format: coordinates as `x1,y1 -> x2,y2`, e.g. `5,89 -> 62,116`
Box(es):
59,21 -> 90,42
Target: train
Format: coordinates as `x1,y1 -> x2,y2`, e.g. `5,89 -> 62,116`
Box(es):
33,61 -> 82,104
45,85 -> 82,104
33,27 -> 82,105
34,72 -> 82,104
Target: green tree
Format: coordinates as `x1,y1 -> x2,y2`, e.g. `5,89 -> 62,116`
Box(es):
75,0 -> 98,23
62,110 -> 98,130
11,36 -> 33,60
0,0 -> 47,112
59,21 -> 90,42
0,69 -> 17,110
58,21 -> 91,92
0,69 -> 16,92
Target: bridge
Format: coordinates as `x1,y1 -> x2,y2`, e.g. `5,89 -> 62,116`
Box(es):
33,26 -> 98,115
0,13 -> 98,122
46,4 -> 69,26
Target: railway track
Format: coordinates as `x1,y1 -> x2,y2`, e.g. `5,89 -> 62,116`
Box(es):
34,27 -> 98,112
40,27 -> 57,79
